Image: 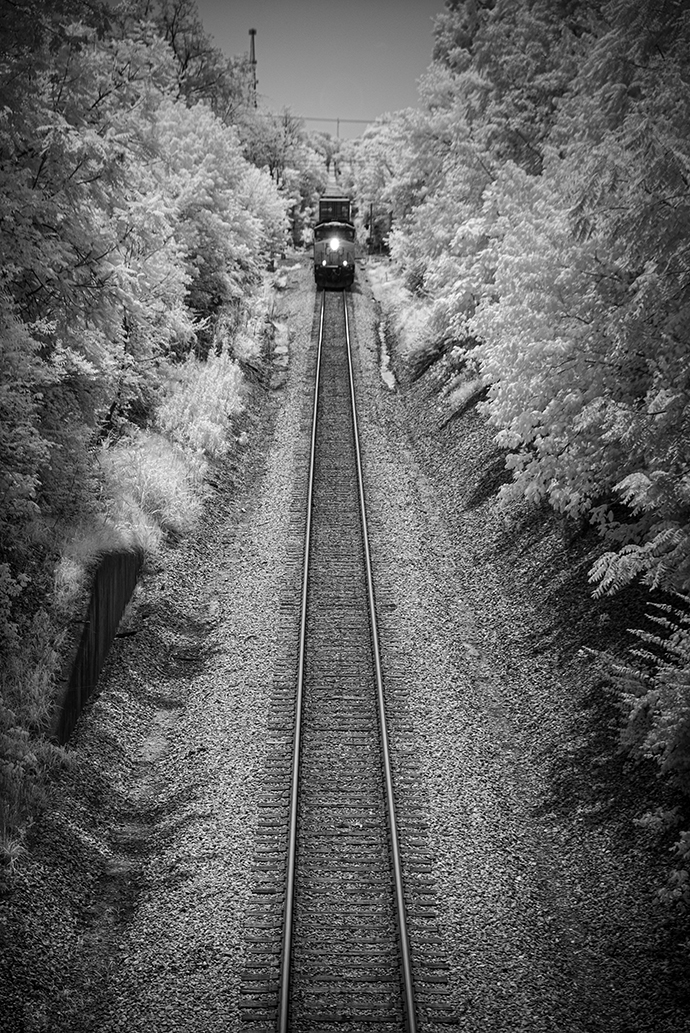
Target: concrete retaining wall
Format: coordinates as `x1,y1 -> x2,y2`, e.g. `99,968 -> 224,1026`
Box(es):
54,550 -> 143,744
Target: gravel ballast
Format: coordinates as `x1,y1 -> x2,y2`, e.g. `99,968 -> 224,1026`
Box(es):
1,257 -> 688,1032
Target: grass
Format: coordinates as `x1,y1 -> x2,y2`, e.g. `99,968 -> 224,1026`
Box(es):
156,344 -> 246,458
99,431 -> 207,548
0,607 -> 70,876
445,376 -> 486,416
367,263 -> 434,367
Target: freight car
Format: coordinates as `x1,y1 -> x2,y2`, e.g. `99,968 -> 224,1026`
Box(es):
313,190 -> 355,289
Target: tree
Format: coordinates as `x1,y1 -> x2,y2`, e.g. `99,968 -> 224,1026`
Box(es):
118,0 -> 254,117
470,0 -> 690,597
154,97 -> 287,336
0,0 -> 293,864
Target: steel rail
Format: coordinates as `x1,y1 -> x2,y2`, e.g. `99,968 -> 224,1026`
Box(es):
277,291 -> 325,1033
342,292 -> 418,1033
277,290 -> 417,1032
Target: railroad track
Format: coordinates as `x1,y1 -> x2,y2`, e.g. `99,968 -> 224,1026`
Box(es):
240,289 -> 453,1032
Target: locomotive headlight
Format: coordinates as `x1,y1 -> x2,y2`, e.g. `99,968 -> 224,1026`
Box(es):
329,236 -> 340,251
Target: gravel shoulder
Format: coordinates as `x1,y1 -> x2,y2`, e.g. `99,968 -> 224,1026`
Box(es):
2,257 -> 688,1032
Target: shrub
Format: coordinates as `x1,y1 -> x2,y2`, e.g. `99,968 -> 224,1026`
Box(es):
0,606 -> 67,876
156,345 -> 245,457
99,431 -> 207,549
606,596 -> 690,906
367,265 -> 435,369
446,376 -> 486,416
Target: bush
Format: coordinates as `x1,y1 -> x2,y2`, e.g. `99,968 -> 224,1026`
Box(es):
607,597 -> 690,905
99,431 -> 207,549
156,345 -> 245,457
0,606 -> 67,876
367,265 -> 435,368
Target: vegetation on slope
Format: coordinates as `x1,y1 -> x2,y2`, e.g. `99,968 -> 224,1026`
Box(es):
0,0 -> 330,873
347,0 -> 690,904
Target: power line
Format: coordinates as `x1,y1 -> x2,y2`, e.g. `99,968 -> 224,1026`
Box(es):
298,115 -> 377,138
300,117 -> 375,124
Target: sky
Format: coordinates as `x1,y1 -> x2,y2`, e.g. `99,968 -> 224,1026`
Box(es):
195,0 -> 446,138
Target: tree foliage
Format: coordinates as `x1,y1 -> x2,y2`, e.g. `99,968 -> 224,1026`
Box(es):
351,0 -> 690,598
0,0 -> 287,544
350,0 -> 690,900
607,597 -> 690,906
0,0 -> 296,861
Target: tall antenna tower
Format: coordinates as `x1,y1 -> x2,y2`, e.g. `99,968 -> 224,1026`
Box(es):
248,28 -> 257,106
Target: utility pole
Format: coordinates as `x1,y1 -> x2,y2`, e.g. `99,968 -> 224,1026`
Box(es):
249,28 -> 257,106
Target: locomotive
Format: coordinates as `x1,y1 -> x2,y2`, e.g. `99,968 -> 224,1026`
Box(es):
313,189 -> 355,289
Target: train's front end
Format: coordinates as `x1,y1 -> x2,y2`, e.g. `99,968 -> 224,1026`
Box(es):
313,191 -> 355,289
314,225 -> 355,288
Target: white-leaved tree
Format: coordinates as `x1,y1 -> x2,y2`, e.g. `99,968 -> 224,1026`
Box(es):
0,0 -> 291,860
350,0 -> 690,903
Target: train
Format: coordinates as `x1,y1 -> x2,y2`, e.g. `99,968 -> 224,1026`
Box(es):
313,190 -> 355,290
